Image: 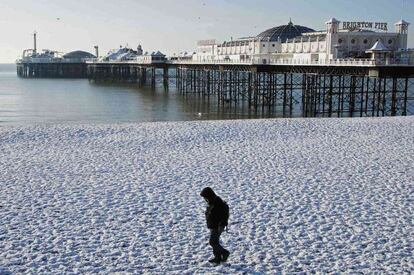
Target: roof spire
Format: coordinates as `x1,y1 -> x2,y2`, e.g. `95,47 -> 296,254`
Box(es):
289,17 -> 292,25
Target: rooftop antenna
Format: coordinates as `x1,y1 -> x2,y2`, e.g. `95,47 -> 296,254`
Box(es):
402,0 -> 405,20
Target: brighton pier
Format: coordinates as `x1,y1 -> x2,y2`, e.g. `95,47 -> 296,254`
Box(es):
16,18 -> 414,117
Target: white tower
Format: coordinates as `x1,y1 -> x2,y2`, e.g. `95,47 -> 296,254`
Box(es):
137,45 -> 143,56
395,20 -> 410,49
325,18 -> 340,60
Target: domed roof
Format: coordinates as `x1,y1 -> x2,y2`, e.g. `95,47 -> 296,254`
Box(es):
63,50 -> 96,59
257,20 -> 315,42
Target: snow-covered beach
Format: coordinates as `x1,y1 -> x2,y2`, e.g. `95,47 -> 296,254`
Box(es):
0,117 -> 413,274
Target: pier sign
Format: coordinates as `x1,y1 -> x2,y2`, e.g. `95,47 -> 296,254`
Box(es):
197,39 -> 217,46
342,21 -> 388,31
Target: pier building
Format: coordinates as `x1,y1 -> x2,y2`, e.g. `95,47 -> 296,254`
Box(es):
98,45 -> 166,64
16,33 -> 96,78
62,51 -> 96,63
101,45 -> 143,61
193,18 -> 412,65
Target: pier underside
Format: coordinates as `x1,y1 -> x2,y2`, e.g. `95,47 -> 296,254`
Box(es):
16,63 -> 88,78
86,63 -> 414,117
175,66 -> 414,117
16,62 -> 414,117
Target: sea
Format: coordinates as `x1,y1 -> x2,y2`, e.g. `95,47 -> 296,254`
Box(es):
0,64 -> 286,125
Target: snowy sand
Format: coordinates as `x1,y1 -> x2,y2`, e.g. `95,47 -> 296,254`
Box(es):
0,117 -> 413,274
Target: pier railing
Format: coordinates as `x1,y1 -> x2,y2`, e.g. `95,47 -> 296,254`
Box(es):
168,58 -> 414,67
17,58 -> 98,64
19,56 -> 414,68
85,59 -> 166,65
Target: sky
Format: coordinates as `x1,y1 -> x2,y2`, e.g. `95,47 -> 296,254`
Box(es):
0,0 -> 413,63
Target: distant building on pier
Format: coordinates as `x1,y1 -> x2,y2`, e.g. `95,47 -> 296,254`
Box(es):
16,33 -> 96,78
136,51 -> 166,64
193,18 -> 412,64
101,46 -> 142,61
62,51 -> 96,63
99,45 -> 166,64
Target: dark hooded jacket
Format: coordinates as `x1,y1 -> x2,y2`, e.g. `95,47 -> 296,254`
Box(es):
200,187 -> 229,229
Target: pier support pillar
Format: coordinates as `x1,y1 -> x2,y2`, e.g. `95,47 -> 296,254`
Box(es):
163,67 -> 169,90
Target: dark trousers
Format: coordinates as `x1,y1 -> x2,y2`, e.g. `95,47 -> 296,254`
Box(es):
209,227 -> 228,258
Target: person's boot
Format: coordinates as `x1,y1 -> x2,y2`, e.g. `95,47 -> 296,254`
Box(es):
209,251 -> 221,264
208,257 -> 221,264
221,250 -> 230,262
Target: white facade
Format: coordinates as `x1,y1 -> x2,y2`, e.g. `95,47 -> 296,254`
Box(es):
193,18 -> 410,64
136,51 -> 166,64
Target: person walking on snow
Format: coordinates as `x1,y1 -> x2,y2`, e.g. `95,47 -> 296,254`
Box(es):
200,187 -> 230,264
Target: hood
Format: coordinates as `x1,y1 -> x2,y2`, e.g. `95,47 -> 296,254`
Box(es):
200,187 -> 216,200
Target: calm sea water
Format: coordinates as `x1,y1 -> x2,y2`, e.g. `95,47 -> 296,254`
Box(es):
0,64 -> 282,125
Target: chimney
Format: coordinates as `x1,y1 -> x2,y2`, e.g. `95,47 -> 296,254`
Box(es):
33,31 -> 37,54
94,46 -> 99,58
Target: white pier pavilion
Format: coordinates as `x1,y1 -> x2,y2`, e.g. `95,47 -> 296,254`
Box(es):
192,18 -> 412,66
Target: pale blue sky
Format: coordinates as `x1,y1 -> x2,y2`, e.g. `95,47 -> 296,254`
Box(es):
0,0 -> 413,62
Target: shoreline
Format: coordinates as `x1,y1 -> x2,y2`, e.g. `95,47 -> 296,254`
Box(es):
0,115 -> 412,128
